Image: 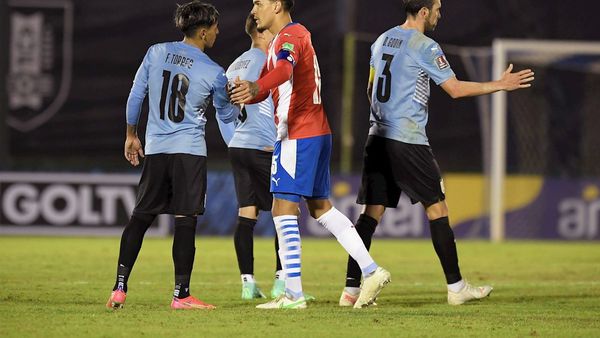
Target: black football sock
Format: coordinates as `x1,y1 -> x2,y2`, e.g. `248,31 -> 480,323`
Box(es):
345,214 -> 378,287
234,216 -> 257,275
113,212 -> 155,292
429,217 -> 462,284
174,275 -> 191,299
114,264 -> 130,292
173,216 -> 197,299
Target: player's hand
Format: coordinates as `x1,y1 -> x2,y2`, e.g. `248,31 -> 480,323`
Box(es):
501,63 -> 535,91
124,136 -> 144,166
227,76 -> 241,98
230,79 -> 259,104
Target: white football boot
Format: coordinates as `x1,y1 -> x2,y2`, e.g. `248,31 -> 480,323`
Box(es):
353,267 -> 391,309
256,294 -> 307,309
447,280 -> 493,305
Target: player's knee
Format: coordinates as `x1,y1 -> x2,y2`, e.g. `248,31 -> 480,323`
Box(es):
362,205 -> 385,222
238,206 -> 259,219
307,199 -> 332,219
128,212 -> 155,231
308,208 -> 324,219
174,215 -> 197,229
425,201 -> 448,220
272,195 -> 300,216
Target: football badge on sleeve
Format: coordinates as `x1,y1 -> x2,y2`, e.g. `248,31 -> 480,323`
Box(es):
282,42 -> 295,52
435,55 -> 450,70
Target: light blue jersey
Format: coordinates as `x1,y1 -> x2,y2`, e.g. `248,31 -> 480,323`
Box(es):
126,41 -> 239,156
220,48 -> 276,151
369,27 -> 455,145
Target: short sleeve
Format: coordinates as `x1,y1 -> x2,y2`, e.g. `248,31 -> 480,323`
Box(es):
415,41 -> 455,85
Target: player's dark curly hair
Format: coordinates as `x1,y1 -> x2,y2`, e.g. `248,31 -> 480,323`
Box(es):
174,1 -> 219,37
270,0 -> 294,12
404,0 -> 435,16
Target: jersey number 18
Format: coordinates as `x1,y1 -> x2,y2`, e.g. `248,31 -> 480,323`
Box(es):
159,70 -> 190,123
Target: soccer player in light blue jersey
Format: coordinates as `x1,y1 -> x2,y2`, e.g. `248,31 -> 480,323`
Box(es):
218,15 -> 285,300
340,0 -> 535,307
106,1 -> 239,311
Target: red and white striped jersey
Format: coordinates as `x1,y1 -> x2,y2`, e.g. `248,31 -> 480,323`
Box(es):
265,23 -> 331,140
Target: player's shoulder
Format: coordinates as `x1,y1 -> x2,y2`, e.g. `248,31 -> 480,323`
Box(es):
143,42 -> 165,57
241,48 -> 267,61
378,26 -> 403,39
183,44 -> 224,74
147,41 -> 180,55
407,31 -> 439,54
373,26 -> 410,48
229,48 -> 265,66
226,53 -> 243,74
226,48 -> 265,76
148,42 -> 165,51
281,23 -> 310,39
139,42 -> 171,64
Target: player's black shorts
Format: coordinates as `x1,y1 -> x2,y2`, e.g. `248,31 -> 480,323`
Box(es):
229,147 -> 273,211
357,135 -> 445,208
134,153 -> 207,215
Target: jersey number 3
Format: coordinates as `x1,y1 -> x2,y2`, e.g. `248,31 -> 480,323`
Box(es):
376,53 -> 394,103
159,70 -> 190,123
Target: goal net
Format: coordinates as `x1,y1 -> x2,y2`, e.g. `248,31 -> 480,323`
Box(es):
489,39 -> 600,241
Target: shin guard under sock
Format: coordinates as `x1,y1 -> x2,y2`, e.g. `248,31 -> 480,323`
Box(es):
429,217 -> 462,284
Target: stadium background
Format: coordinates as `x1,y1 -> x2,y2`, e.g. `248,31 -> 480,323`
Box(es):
1,0 -> 599,240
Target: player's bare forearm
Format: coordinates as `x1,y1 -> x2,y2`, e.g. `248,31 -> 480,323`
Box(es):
126,124 -> 137,137
442,79 -> 502,98
231,60 -> 293,104
441,64 -> 534,99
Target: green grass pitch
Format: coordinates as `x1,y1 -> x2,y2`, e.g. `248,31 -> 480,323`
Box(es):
1,236 -> 599,337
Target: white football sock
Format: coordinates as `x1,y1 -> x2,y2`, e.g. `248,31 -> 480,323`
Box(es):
316,207 -> 378,276
273,215 -> 303,300
344,287 -> 361,296
447,279 -> 466,293
274,270 -> 284,280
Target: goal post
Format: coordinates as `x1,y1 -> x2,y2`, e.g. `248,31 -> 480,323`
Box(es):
490,39 -> 600,242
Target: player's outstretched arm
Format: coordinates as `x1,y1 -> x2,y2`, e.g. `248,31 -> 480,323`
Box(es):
124,124 -> 144,167
230,80 -> 266,104
230,59 -> 293,104
440,64 -> 534,99
498,64 -> 535,91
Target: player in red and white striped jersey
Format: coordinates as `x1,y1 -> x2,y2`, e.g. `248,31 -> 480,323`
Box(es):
231,0 -> 390,309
